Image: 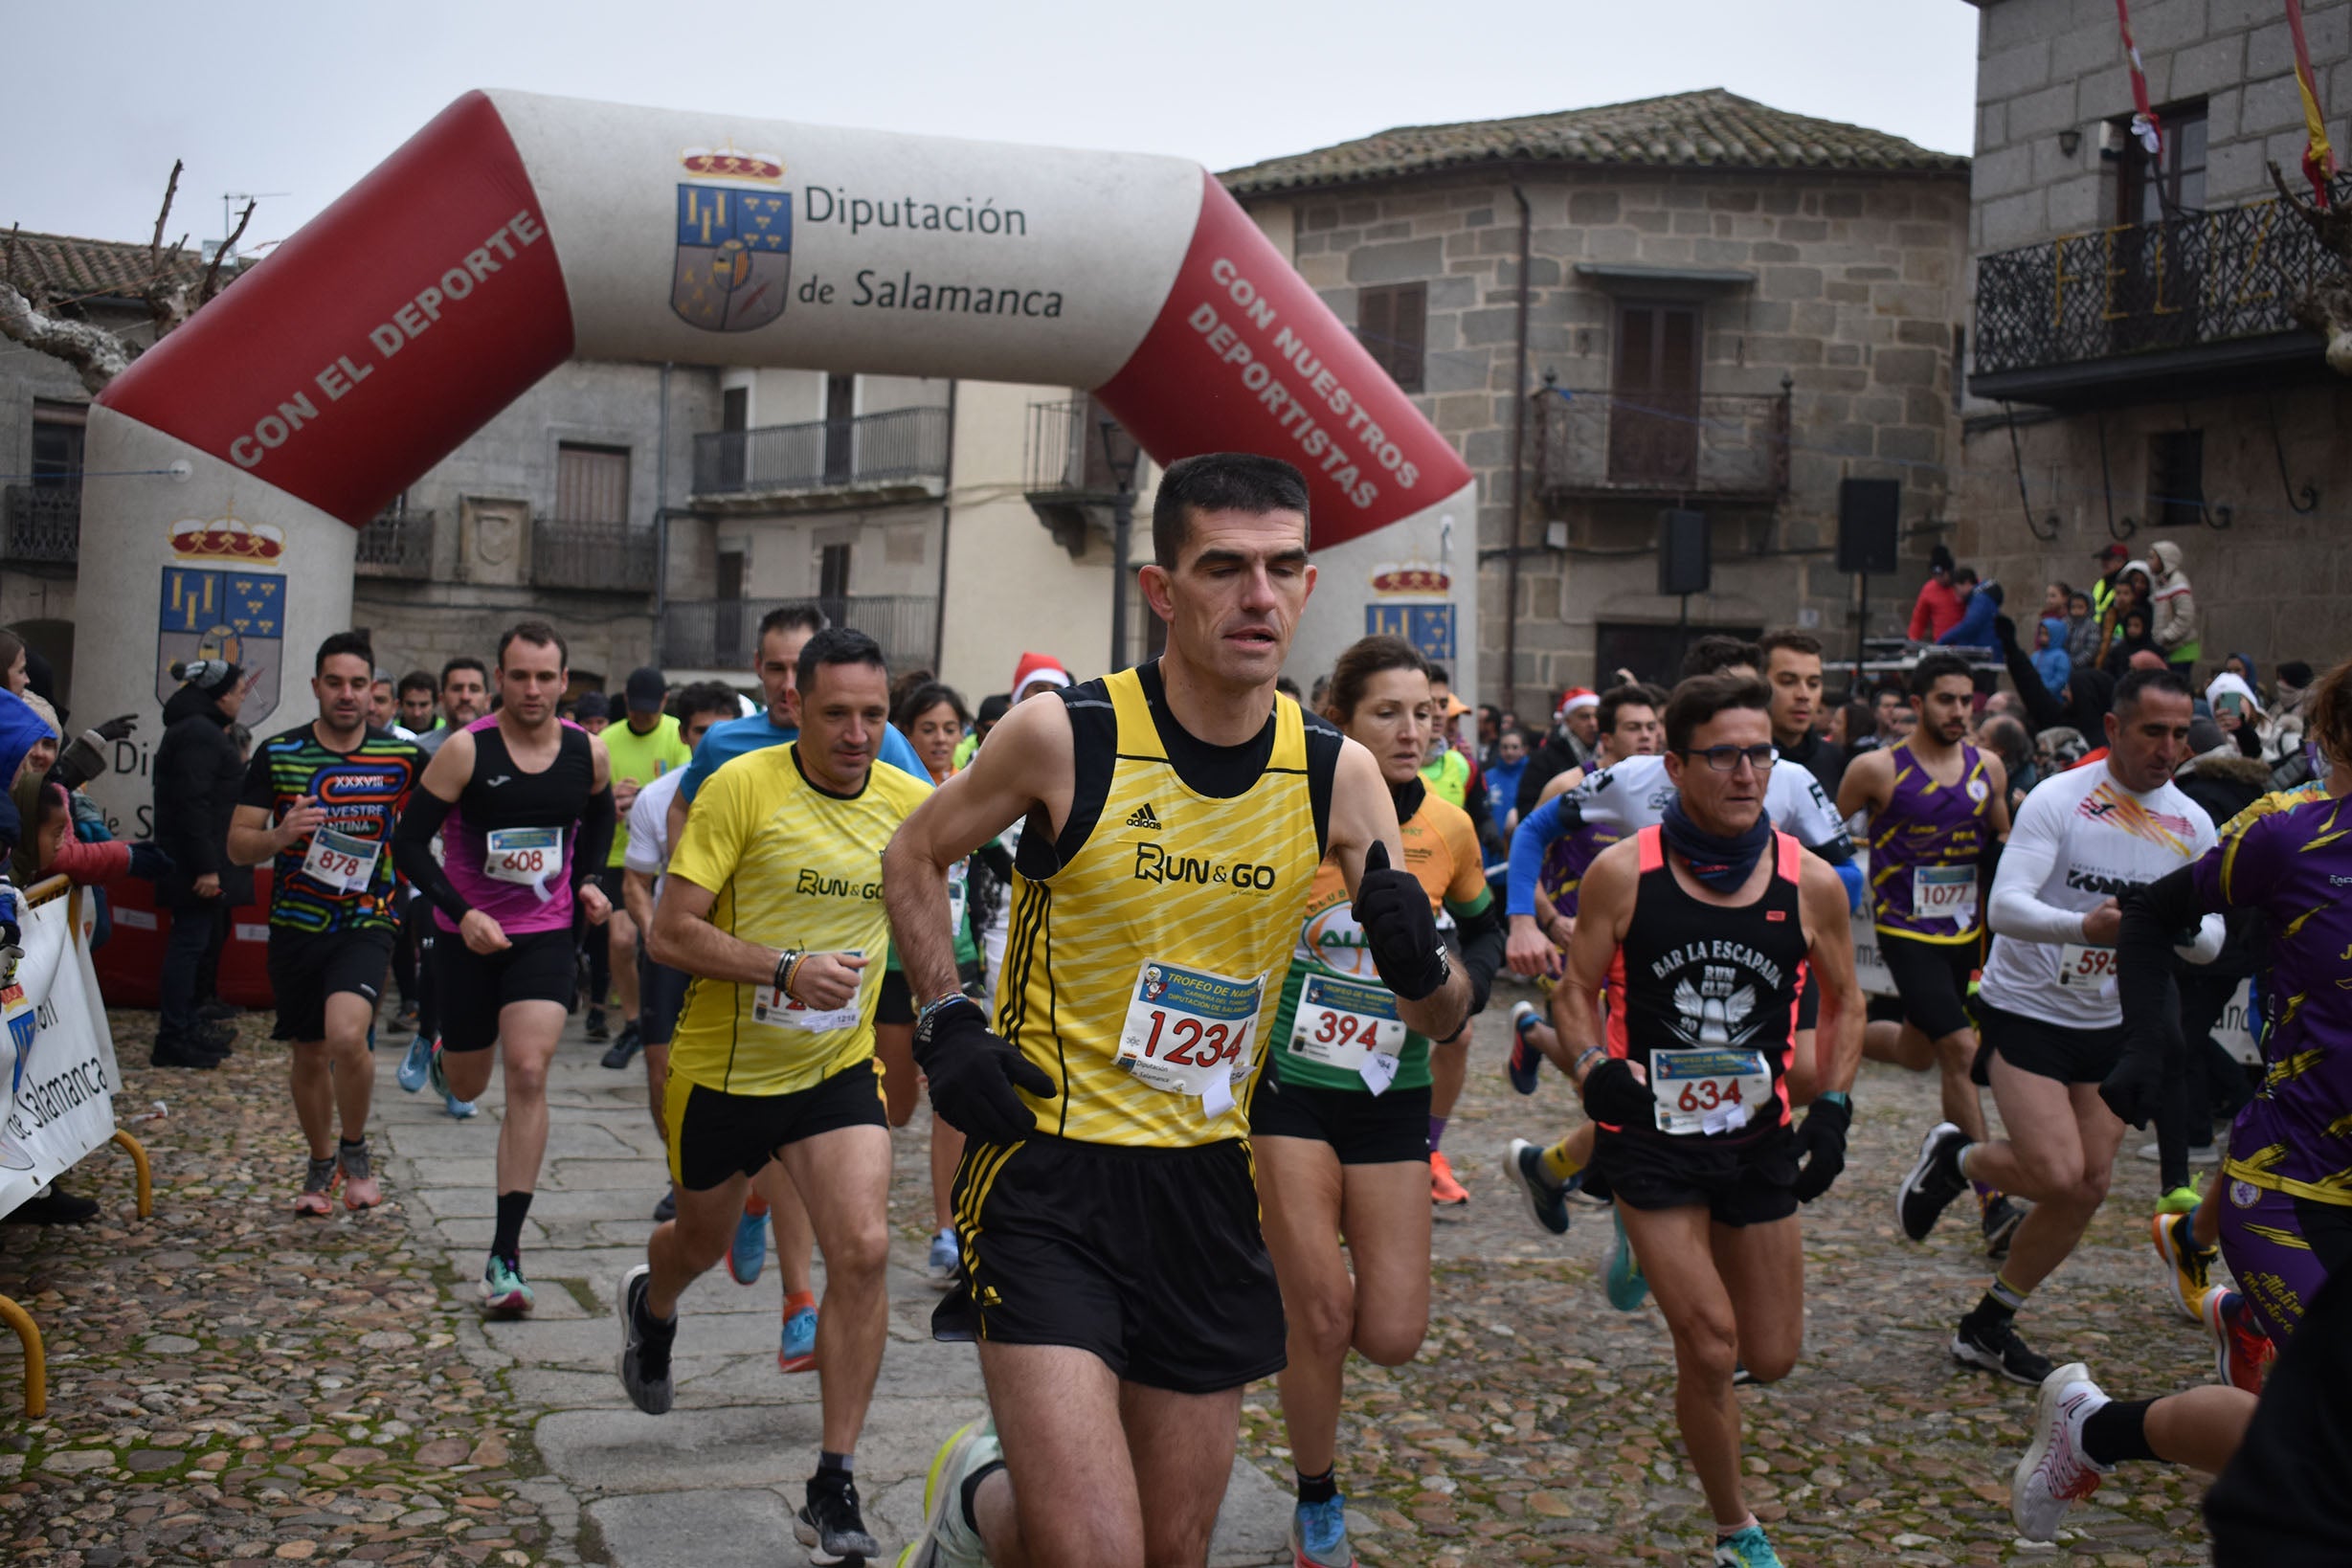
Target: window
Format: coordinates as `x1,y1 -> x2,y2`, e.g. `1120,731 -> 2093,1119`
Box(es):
824,373 -> 856,482
1950,325 -> 1966,413
716,388 -> 750,490
555,443 -> 630,525
2149,430 -> 2205,528
818,542 -> 852,600
721,387 -> 750,434
1608,303 -> 1701,486
30,400 -> 85,491
1355,283 -> 1425,392
2119,102 -> 2207,223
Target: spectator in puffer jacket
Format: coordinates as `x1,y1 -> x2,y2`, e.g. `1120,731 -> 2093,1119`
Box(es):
2147,539 -> 2200,675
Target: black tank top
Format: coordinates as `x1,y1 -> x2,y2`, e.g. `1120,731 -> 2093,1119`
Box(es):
1613,824 -> 1809,1143
457,718 -> 594,829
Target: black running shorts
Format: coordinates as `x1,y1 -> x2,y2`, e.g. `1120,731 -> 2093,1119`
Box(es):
663,1058 -> 887,1191
267,928 -> 394,1042
876,969 -> 916,1026
637,953 -> 690,1048
1879,932 -> 1978,1042
945,1134 -> 1287,1394
1248,1074 -> 1430,1165
1595,1123 -> 1800,1228
435,928 -> 578,1051
1979,1000 -> 2125,1086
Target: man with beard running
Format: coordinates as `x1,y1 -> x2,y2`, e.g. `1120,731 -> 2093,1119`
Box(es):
228,633 -> 424,1214
393,622 -> 616,1314
885,454 -> 1469,1568
1536,674 -> 1863,1567
1895,668 -> 2221,1383
1838,652 -> 2019,1253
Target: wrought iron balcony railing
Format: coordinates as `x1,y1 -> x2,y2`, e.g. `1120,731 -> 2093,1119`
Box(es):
353,507 -> 435,577
2,485 -> 79,566
531,518 -> 657,593
1973,176 -> 2352,381
658,595 -> 937,673
1534,385 -> 1790,504
693,406 -> 950,499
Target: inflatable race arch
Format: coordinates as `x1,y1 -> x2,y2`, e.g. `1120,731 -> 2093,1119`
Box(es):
79,90 -> 1476,821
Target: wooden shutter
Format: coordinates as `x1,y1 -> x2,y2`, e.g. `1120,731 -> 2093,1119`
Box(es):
556,444 -> 630,525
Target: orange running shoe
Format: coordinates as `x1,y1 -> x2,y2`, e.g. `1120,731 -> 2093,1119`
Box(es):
1430,1150 -> 1468,1206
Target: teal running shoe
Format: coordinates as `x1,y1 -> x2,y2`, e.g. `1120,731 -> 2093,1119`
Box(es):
480,1253 -> 534,1316
778,1302 -> 818,1373
396,1032 -> 432,1093
1604,1205 -> 1648,1311
426,1039 -> 478,1119
1291,1493 -> 1356,1566
1713,1524 -> 1784,1566
727,1199 -> 768,1285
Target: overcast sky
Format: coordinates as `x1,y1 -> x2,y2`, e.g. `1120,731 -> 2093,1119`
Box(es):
6,1 -> 1980,250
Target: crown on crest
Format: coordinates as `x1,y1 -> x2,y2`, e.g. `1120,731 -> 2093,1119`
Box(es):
681,142 -> 785,184
1370,561 -> 1449,595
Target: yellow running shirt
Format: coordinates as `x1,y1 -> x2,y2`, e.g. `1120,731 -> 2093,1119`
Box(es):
997,663 -> 1340,1147
600,713 -> 692,866
664,743 -> 930,1096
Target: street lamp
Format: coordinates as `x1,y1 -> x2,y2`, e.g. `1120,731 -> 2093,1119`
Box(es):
1099,415 -> 1144,673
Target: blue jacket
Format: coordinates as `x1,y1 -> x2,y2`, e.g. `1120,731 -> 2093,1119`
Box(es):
1936,581 -> 2003,649
2031,618 -> 2072,697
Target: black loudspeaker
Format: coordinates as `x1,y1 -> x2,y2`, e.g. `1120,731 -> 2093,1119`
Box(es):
1837,478 -> 1901,575
1657,508 -> 1710,596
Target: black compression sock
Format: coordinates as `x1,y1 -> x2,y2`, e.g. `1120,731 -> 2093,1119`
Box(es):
1296,1466 -> 1338,1506
2080,1399 -> 2158,1467
492,1191 -> 533,1263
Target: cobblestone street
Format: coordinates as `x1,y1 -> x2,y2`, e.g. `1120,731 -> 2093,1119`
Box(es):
1,985 -> 2221,1566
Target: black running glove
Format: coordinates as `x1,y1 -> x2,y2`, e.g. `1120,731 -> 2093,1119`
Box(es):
1789,1095 -> 1851,1202
1352,840 -> 1448,1001
1579,1056 -> 1654,1129
914,995 -> 1056,1146
2098,1044 -> 2170,1130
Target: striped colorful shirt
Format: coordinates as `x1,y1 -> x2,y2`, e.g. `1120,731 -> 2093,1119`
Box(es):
237,724 -> 425,934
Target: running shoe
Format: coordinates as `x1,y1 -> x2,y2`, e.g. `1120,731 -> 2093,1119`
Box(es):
1981,1194 -> 2025,1260
615,1263 -> 675,1416
442,1090 -> 478,1120
652,1188 -> 677,1223
1429,1150 -> 1468,1206
425,1040 -> 479,1119
392,999 -> 419,1032
1503,1138 -> 1572,1236
2151,1211 -> 2215,1323
294,1154 -> 338,1217
338,1141 -> 382,1211
779,1302 -> 818,1374
727,1194 -> 770,1285
480,1254 -> 535,1317
2201,1287 -> 2274,1394
1291,1492 -> 1356,1567
1506,1000 -> 1543,1095
1896,1122 -> 1971,1243
900,1417 -> 997,1568
928,1226 -> 959,1286
794,1473 -> 880,1566
2009,1361 -> 2110,1542
1604,1205 -> 1647,1311
584,1006 -> 609,1042
395,1032 -> 433,1093
2157,1183 -> 2203,1215
598,1019 -> 643,1071
1951,1310 -> 2054,1385
1712,1523 -> 1784,1567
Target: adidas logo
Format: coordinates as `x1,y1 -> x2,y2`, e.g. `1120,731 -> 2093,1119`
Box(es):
1125,803 -> 1163,830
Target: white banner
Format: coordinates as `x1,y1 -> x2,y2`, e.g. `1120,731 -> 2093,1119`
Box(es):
0,885 -> 122,1218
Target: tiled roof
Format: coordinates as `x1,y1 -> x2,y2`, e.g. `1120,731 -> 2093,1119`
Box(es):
1221,89 -> 1968,193
2,228 -> 225,302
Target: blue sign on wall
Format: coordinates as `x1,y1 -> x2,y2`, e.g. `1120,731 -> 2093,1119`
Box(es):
1366,602 -> 1455,663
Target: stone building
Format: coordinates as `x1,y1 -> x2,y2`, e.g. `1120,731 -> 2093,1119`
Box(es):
1222,90 -> 1972,715
1956,0 -> 2352,675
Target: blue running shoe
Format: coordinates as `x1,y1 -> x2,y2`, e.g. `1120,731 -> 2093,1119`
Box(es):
778,1302 -> 818,1374
396,1032 -> 432,1093
927,1226 -> 958,1286
1713,1523 -> 1784,1567
443,1091 -> 478,1120
1506,1000 -> 1543,1095
1503,1138 -> 1571,1236
425,1039 -> 478,1119
727,1198 -> 768,1285
1604,1205 -> 1647,1311
1291,1493 -> 1356,1567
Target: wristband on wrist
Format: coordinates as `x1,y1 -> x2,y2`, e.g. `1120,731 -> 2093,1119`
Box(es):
772,948 -> 802,997
1815,1089 -> 1850,1109
913,991 -> 978,1047
1572,1046 -> 1607,1081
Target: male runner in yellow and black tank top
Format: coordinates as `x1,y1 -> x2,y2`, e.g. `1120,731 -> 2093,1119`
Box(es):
884,454 -> 1474,1568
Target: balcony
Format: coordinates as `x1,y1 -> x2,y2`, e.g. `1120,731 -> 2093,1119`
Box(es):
692,407 -> 950,510
1971,176 -> 2352,405
531,519 -> 657,593
1022,398 -> 1134,557
1534,384 -> 1790,506
2,485 -> 79,571
353,507 -> 435,577
658,594 -> 937,674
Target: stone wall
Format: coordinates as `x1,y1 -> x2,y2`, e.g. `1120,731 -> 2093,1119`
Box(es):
1953,380 -> 2352,675
1971,0 -> 2352,254
1256,164 -> 1970,711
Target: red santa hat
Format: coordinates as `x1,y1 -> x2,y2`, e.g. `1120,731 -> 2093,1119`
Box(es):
1557,687 -> 1600,721
1011,652 -> 1073,702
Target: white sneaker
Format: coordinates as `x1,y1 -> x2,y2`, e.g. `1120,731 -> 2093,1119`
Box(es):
902,1416 -> 997,1567
2010,1361 -> 2112,1542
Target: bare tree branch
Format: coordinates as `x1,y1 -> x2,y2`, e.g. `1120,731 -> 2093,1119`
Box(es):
198,200 -> 255,308
146,159 -> 184,278
0,280 -> 135,393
